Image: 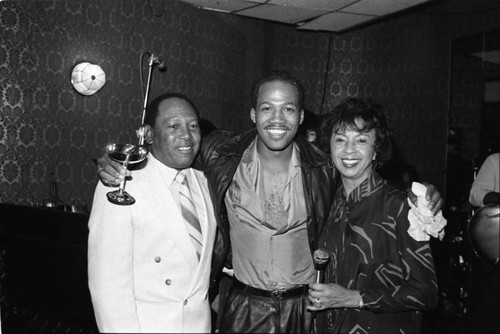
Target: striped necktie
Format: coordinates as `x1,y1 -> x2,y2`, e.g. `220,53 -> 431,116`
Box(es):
174,171 -> 203,260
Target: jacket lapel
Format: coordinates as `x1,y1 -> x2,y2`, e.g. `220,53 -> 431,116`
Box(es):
183,169 -> 216,296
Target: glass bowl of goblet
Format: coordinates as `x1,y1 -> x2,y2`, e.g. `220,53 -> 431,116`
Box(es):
105,143 -> 148,205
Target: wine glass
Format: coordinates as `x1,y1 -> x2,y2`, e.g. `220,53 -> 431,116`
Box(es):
106,143 -> 148,205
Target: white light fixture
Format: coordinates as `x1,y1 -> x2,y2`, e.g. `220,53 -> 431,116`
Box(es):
71,62 -> 106,96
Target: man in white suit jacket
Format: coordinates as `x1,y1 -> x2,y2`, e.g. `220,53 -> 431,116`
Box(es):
88,93 -> 216,333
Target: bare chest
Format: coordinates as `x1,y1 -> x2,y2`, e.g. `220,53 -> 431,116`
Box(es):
263,170 -> 288,228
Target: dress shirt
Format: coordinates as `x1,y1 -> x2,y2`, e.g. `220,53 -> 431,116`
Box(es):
150,153 -> 203,219
224,139 -> 314,290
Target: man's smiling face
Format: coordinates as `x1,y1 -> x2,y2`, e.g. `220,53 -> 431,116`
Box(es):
146,97 -> 201,170
250,80 -> 304,154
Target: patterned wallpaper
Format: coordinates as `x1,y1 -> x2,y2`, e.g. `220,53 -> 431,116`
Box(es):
1,0 -> 499,207
449,52 -> 484,160
0,0 -> 265,208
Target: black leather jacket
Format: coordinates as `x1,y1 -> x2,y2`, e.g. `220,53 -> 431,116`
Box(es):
196,129 -> 337,287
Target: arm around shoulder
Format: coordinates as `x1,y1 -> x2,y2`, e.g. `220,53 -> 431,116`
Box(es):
193,130 -> 235,171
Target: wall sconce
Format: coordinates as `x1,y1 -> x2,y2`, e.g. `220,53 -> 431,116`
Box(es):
71,62 -> 106,96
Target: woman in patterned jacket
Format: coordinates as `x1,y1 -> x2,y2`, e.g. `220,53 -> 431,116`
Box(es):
307,98 -> 439,334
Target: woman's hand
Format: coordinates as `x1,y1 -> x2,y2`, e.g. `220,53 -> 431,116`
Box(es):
307,283 -> 361,311
408,183 -> 444,215
97,154 -> 131,187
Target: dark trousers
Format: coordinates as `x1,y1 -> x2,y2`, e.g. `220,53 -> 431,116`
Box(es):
219,278 -> 311,333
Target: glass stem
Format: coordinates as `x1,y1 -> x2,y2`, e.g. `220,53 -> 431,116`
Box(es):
119,178 -> 126,194
119,161 -> 129,194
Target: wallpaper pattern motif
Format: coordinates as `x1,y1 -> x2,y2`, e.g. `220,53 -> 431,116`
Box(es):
0,0 -> 264,208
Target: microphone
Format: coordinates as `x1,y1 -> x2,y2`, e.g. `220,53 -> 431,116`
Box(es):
151,55 -> 167,72
313,248 -> 330,283
146,50 -> 167,72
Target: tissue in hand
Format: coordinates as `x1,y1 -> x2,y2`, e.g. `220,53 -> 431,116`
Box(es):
407,182 -> 447,241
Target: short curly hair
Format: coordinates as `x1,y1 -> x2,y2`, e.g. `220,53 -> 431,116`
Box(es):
320,97 -> 393,165
250,69 -> 305,110
144,92 -> 199,127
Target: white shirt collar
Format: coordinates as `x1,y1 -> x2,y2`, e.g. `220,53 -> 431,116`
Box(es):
149,153 -> 181,188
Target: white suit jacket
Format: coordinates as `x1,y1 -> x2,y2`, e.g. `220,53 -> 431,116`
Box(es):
88,156 -> 216,333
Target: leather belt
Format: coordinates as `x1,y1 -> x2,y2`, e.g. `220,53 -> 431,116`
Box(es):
232,277 -> 308,300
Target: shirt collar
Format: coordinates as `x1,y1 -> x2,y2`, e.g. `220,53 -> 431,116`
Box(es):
240,136 -> 301,173
149,153 -> 180,187
344,171 -> 384,204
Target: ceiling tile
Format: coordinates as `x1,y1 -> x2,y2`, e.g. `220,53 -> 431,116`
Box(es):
397,0 -> 431,6
236,4 -> 329,24
344,0 -> 405,16
298,11 -> 375,32
177,0 -> 437,32
268,0 -> 357,11
179,0 -> 254,13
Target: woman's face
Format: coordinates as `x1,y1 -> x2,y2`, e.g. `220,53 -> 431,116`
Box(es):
330,119 -> 377,187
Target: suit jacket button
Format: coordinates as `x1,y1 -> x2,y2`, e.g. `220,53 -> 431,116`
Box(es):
183,299 -> 188,305
165,279 -> 172,285
155,256 -> 161,263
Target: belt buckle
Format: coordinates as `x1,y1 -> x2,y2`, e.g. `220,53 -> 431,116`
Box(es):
271,288 -> 286,300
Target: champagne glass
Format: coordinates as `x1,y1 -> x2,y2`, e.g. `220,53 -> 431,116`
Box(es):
106,143 -> 148,205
